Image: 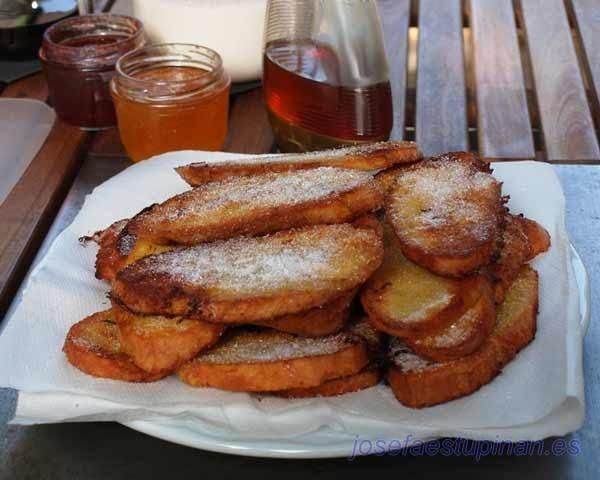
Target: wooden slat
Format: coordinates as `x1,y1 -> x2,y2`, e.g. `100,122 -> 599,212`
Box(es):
571,0 -> 600,117
224,88 -> 274,154
88,128 -> 126,158
416,0 -> 468,156
469,0 -> 534,160
520,0 -> 600,162
378,0 -> 410,140
0,74 -> 88,317
1,74 -> 48,101
0,121 -> 87,317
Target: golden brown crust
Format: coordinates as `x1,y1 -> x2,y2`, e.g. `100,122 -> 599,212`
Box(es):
374,165 -> 413,195
112,303 -> 224,374
112,223 -> 384,322
387,342 -> 501,409
492,214 -> 532,304
387,266 -> 538,408
517,216 -> 551,260
90,220 -> 130,282
176,141 -> 422,185
278,367 -> 382,398
251,289 -> 355,337
63,310 -> 166,382
403,287 -> 496,362
124,168 -> 384,246
360,224 -> 488,337
177,329 -> 370,392
386,152 -> 504,277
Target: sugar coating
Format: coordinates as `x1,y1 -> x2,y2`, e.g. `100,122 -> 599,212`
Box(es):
388,156 -> 501,251
389,338 -> 435,373
150,167 -> 373,224
348,317 -> 382,350
183,141 -> 417,168
135,224 -> 380,296
117,232 -> 137,256
71,313 -> 121,355
195,329 -> 357,364
412,302 -> 480,349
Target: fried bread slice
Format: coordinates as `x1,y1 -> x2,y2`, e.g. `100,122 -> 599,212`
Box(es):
83,219 -> 130,282
386,152 -> 504,277
278,367 -> 382,398
517,215 -> 551,260
112,303 -> 224,374
252,289 -> 356,337
492,214 -> 550,303
403,288 -> 496,362
177,328 -> 370,392
387,266 -> 538,408
361,224 -> 489,337
347,315 -> 386,354
176,141 -> 422,185
123,167 -> 383,246
492,214 -> 532,304
124,239 -> 174,266
112,222 -> 384,322
374,165 -> 412,195
63,310 -> 166,382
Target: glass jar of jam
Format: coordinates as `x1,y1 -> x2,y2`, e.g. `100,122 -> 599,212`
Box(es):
110,43 -> 231,162
39,14 -> 145,130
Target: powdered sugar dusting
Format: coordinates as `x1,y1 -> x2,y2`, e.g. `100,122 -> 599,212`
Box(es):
413,305 -> 479,349
156,167 -> 371,224
389,338 -> 435,372
182,141 -> 417,168
135,224 -> 380,296
195,329 -> 356,364
388,156 -> 501,253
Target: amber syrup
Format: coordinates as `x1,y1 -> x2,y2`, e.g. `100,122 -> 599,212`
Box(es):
263,40 -> 393,152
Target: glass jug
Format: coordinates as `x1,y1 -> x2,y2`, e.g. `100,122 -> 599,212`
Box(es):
263,0 -> 393,152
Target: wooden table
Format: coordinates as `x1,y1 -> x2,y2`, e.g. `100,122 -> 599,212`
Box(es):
0,1 -> 599,477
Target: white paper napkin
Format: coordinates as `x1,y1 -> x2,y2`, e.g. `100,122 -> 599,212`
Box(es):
0,152 -> 584,443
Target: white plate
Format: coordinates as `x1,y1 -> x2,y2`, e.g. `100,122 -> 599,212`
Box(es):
121,246 -> 590,458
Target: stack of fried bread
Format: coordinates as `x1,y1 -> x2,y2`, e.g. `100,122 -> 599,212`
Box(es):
64,143 -> 551,408
362,152 -> 550,407
66,141 -> 417,396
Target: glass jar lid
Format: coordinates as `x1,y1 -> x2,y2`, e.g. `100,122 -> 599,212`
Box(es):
40,13 -> 145,67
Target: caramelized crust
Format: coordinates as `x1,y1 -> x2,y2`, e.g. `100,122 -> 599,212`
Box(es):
112,222 -> 384,322
177,329 -> 369,392
361,224 -> 488,336
63,310 -> 166,382
278,367 -> 382,398
386,152 -> 504,277
252,289 -> 356,337
112,303 -> 224,374
517,215 -> 551,260
492,214 -> 532,303
403,287 -> 496,362
125,168 -> 384,246
388,266 -> 538,408
176,141 -> 422,185
491,214 -> 550,304
85,219 -> 130,282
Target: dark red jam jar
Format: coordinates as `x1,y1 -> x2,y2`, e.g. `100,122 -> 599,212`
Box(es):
39,14 -> 145,130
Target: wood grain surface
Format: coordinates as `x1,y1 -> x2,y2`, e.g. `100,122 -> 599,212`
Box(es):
520,0 -> 599,162
571,0 -> 600,123
0,77 -> 88,317
378,0 -> 411,141
470,0 -> 534,160
223,88 -> 274,154
415,0 -> 468,156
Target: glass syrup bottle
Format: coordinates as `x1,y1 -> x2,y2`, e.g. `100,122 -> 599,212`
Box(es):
263,0 -> 393,152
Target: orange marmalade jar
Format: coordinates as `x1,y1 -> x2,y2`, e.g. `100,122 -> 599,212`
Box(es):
110,44 -> 231,162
